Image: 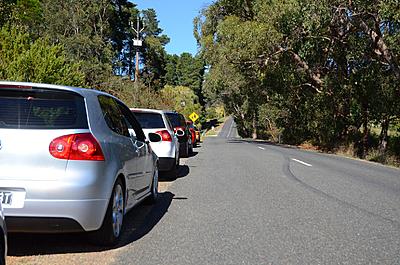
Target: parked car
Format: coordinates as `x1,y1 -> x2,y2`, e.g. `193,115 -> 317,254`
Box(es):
194,125 -> 201,143
186,121 -> 197,147
165,111 -> 193,157
0,81 -> 161,246
131,108 -> 180,177
0,203 -> 7,265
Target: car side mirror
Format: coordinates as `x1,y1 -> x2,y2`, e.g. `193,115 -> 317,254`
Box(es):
148,132 -> 162,143
175,129 -> 185,137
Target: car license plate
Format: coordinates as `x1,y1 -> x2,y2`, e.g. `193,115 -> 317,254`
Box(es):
0,190 -> 26,208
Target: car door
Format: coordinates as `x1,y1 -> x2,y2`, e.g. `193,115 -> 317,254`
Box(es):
117,102 -> 153,198
98,96 -> 141,207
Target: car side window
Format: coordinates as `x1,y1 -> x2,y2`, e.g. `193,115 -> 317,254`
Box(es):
178,114 -> 185,126
116,101 -> 146,143
165,116 -> 174,131
98,95 -> 129,137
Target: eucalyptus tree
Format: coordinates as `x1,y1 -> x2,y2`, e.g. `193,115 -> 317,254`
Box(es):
195,0 -> 400,156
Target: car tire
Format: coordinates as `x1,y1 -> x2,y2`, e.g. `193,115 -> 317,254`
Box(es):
189,142 -> 194,155
145,169 -> 159,204
165,162 -> 177,180
89,179 -> 124,246
0,236 -> 4,265
180,142 -> 189,158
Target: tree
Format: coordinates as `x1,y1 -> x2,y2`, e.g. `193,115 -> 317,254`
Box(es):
160,85 -> 202,119
164,54 -> 179,86
140,8 -> 170,89
176,53 -> 205,104
195,0 -> 400,158
0,25 -> 84,86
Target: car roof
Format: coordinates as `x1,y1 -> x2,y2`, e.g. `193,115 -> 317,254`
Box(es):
130,108 -> 169,114
163,110 -> 180,114
0,81 -> 114,99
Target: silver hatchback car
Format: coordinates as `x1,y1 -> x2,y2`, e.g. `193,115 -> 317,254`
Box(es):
0,81 -> 161,245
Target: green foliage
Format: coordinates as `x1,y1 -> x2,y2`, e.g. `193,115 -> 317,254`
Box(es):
165,53 -> 205,104
98,78 -> 172,110
196,0 -> 400,161
160,85 -> 202,119
141,35 -> 168,89
40,0 -> 116,86
0,25 -> 84,85
164,54 -> 179,86
0,0 -> 14,27
140,8 -> 170,89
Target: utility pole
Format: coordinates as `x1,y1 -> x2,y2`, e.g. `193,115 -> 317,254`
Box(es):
131,15 -> 144,83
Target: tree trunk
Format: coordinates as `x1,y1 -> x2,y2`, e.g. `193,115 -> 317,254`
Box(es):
358,19 -> 400,97
379,117 -> 390,154
360,104 -> 369,159
252,114 -> 257,140
289,50 -> 323,91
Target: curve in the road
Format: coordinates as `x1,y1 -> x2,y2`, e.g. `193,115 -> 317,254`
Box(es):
269,145 -> 400,229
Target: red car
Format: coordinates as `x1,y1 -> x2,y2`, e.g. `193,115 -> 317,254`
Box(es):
186,121 -> 198,147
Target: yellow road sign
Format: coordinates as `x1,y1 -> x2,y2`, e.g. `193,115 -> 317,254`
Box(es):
189,112 -> 199,122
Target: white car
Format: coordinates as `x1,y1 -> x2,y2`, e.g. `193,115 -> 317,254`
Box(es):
131,108 -> 181,178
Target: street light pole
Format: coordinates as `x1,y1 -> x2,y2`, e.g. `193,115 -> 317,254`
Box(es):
131,15 -> 144,83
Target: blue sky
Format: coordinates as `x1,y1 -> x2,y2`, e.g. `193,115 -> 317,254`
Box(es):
132,0 -> 212,56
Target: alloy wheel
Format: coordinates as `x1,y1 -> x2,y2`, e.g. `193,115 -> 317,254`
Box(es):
112,184 -> 124,238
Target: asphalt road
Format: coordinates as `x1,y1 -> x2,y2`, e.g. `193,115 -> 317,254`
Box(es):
112,117 -> 400,264
7,117 -> 400,264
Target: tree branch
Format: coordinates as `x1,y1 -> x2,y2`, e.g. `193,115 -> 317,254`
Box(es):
357,18 -> 400,81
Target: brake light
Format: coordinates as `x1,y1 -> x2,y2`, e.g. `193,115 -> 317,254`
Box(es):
49,133 -> 105,161
174,126 -> 186,133
155,130 -> 172,142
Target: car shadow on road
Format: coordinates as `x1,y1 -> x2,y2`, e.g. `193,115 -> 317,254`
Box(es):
176,165 -> 190,179
159,165 -> 190,181
7,191 -> 175,256
189,151 -> 198,157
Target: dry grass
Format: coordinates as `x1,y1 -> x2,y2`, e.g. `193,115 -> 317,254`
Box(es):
365,149 -> 400,167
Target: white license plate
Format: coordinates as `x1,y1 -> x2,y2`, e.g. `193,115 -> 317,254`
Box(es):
0,190 -> 26,208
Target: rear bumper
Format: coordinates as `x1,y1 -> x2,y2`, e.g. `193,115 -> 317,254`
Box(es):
6,217 -> 84,233
4,199 -> 108,232
150,141 -> 176,159
0,159 -> 117,233
158,157 -> 175,171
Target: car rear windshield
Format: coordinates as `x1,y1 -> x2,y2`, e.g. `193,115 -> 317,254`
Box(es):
0,87 -> 88,129
166,113 -> 185,127
133,112 -> 165,129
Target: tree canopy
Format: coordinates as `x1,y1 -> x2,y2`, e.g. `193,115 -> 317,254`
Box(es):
2,0 -> 399,163
195,0 -> 400,160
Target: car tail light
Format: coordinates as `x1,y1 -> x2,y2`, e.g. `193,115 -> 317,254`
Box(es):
155,130 -> 172,142
175,126 -> 185,131
49,133 -> 105,161
174,126 -> 186,135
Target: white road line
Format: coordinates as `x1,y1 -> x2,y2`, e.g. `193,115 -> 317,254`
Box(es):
258,146 -> 265,150
291,158 -> 312,167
